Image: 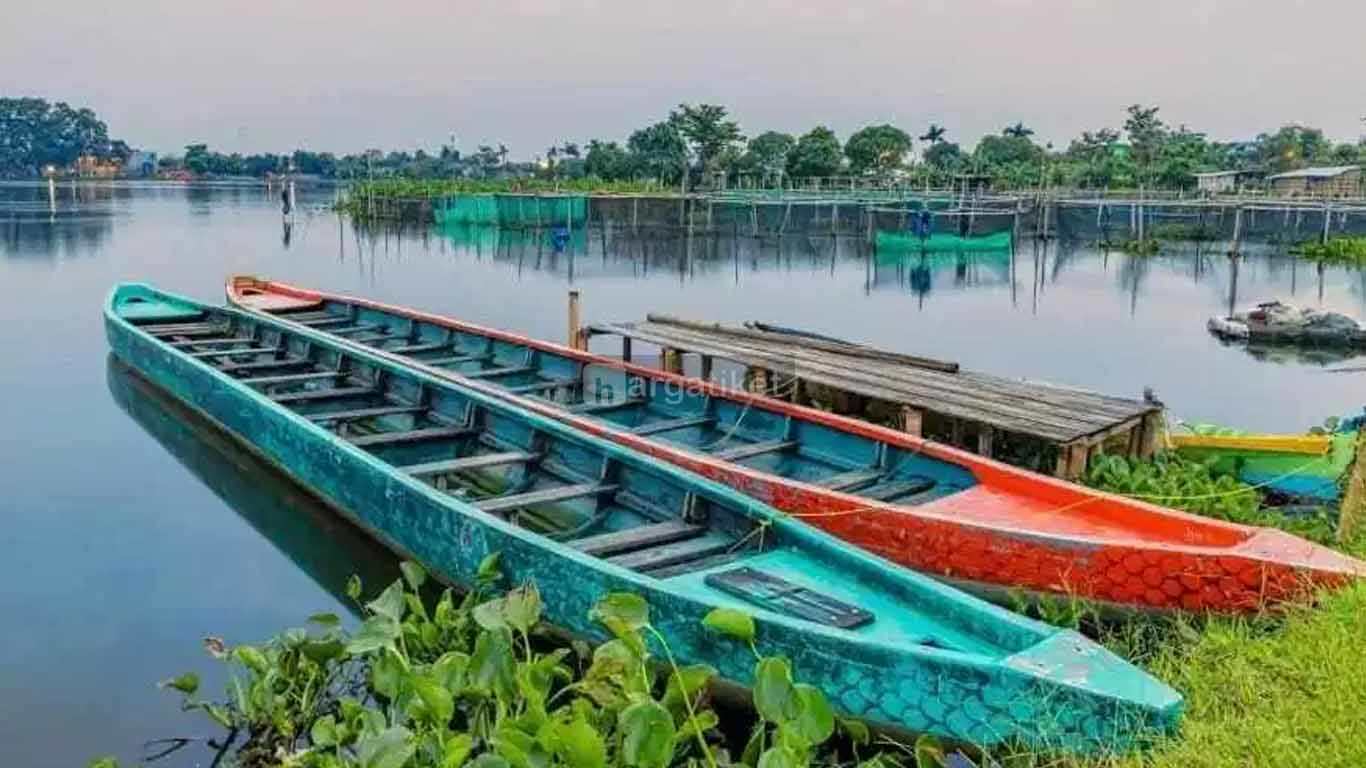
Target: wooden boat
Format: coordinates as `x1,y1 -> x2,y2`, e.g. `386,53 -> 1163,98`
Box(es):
107,282 -> 1182,751
1170,426 -> 1356,503
226,277 -> 1366,613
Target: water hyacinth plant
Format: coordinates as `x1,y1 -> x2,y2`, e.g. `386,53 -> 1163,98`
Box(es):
88,558 -> 914,768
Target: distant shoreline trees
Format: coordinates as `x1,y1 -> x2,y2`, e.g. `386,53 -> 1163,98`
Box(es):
5,97 -> 1364,190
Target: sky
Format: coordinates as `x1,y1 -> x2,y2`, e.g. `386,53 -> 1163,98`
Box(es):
4,0 -> 1365,158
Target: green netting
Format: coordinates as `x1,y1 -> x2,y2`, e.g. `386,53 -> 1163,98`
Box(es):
874,230 -> 1012,255
435,194 -> 588,227
436,195 -> 499,225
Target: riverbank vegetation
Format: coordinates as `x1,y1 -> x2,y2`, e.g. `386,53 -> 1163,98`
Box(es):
11,97 -> 1366,197
1290,236 -> 1366,264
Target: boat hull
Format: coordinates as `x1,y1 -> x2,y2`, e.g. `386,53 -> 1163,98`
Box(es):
108,285 -> 1182,752
226,278 -> 1366,614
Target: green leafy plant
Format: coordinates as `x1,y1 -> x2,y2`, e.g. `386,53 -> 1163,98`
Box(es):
106,560 -> 855,768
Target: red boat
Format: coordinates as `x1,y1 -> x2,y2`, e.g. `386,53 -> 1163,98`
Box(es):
227,276 -> 1366,613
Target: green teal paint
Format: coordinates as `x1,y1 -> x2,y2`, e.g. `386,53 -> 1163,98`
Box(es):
106,282 -> 1183,752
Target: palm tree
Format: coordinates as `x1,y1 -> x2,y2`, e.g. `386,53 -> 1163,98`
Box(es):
497,143 -> 509,166
561,142 -> 581,159
1004,122 -> 1034,139
919,124 -> 947,145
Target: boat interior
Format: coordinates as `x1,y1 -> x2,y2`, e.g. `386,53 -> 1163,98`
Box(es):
259,299 -> 983,508
239,295 -> 1258,549
112,289 -> 1015,655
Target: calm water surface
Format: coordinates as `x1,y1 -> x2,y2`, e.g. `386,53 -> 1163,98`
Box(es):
2,182 -> 1364,766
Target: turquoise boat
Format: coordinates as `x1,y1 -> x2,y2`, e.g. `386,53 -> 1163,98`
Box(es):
105,283 -> 1182,752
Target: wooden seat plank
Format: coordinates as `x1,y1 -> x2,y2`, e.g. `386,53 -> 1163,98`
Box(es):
711,439 -> 798,462
403,451 -> 537,478
607,532 -> 734,572
348,426 -> 475,448
571,520 -> 706,557
465,365 -> 535,379
815,467 -> 885,493
220,357 -> 313,373
476,483 -> 618,514
632,415 -> 715,437
241,371 -> 347,386
306,405 -> 427,423
270,386 -> 378,404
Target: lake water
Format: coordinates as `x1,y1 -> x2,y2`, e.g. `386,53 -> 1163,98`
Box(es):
3,182 -> 1365,767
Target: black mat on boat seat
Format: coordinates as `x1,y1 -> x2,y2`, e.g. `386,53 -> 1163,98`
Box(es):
705,567 -> 874,629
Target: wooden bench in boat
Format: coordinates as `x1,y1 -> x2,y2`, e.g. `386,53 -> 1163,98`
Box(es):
347,426 -> 477,448
570,520 -> 707,557
476,483 -> 619,514
712,439 -> 798,461
402,451 -> 539,478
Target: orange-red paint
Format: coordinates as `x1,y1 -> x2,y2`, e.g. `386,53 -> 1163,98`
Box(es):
228,276 -> 1366,613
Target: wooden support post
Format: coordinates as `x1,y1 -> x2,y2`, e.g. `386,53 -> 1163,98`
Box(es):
1322,201 -> 1332,245
621,337 -> 632,363
745,366 -> 769,395
567,291 -> 583,350
900,406 -> 923,438
977,426 -> 995,458
1055,442 -> 1089,480
1139,412 -> 1165,458
950,419 -> 965,447
699,354 -> 713,381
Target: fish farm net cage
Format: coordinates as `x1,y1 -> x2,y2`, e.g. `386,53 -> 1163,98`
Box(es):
1052,200 -> 1366,243
435,194 -> 589,228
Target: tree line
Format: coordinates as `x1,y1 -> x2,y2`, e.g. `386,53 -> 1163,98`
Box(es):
5,97 -> 1364,190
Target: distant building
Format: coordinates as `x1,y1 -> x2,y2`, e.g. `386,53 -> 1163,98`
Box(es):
123,151 -> 158,177
74,154 -> 122,178
1267,166 -> 1362,198
1193,170 -> 1261,195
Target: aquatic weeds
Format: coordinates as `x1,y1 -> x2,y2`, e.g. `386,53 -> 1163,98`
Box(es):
94,559 -> 859,768
1084,453 -> 1342,544
1290,236 -> 1366,264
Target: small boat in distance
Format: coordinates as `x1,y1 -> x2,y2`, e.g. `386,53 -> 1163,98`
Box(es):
227,277 -> 1366,613
1170,424 -> 1357,504
107,282 -> 1183,751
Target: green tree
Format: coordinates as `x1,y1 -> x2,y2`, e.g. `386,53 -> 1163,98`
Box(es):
670,103 -> 743,175
737,131 -> 795,181
1255,125 -> 1331,172
919,124 -> 947,144
922,141 -> 964,172
1123,104 -> 1168,185
584,140 -> 633,180
785,126 -> 843,179
0,98 -> 116,176
844,124 -> 912,175
627,121 -> 688,183
183,144 -> 211,175
1003,122 -> 1034,139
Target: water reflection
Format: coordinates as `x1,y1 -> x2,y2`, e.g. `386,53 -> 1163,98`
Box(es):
106,357 -> 399,610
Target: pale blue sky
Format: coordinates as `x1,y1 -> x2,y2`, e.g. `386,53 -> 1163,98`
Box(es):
3,0 -> 1363,157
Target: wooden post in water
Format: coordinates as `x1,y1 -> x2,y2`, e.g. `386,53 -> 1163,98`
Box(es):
1322,201 -> 1333,245
567,291 -> 583,350
632,197 -> 639,231
1229,205 -> 1244,256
